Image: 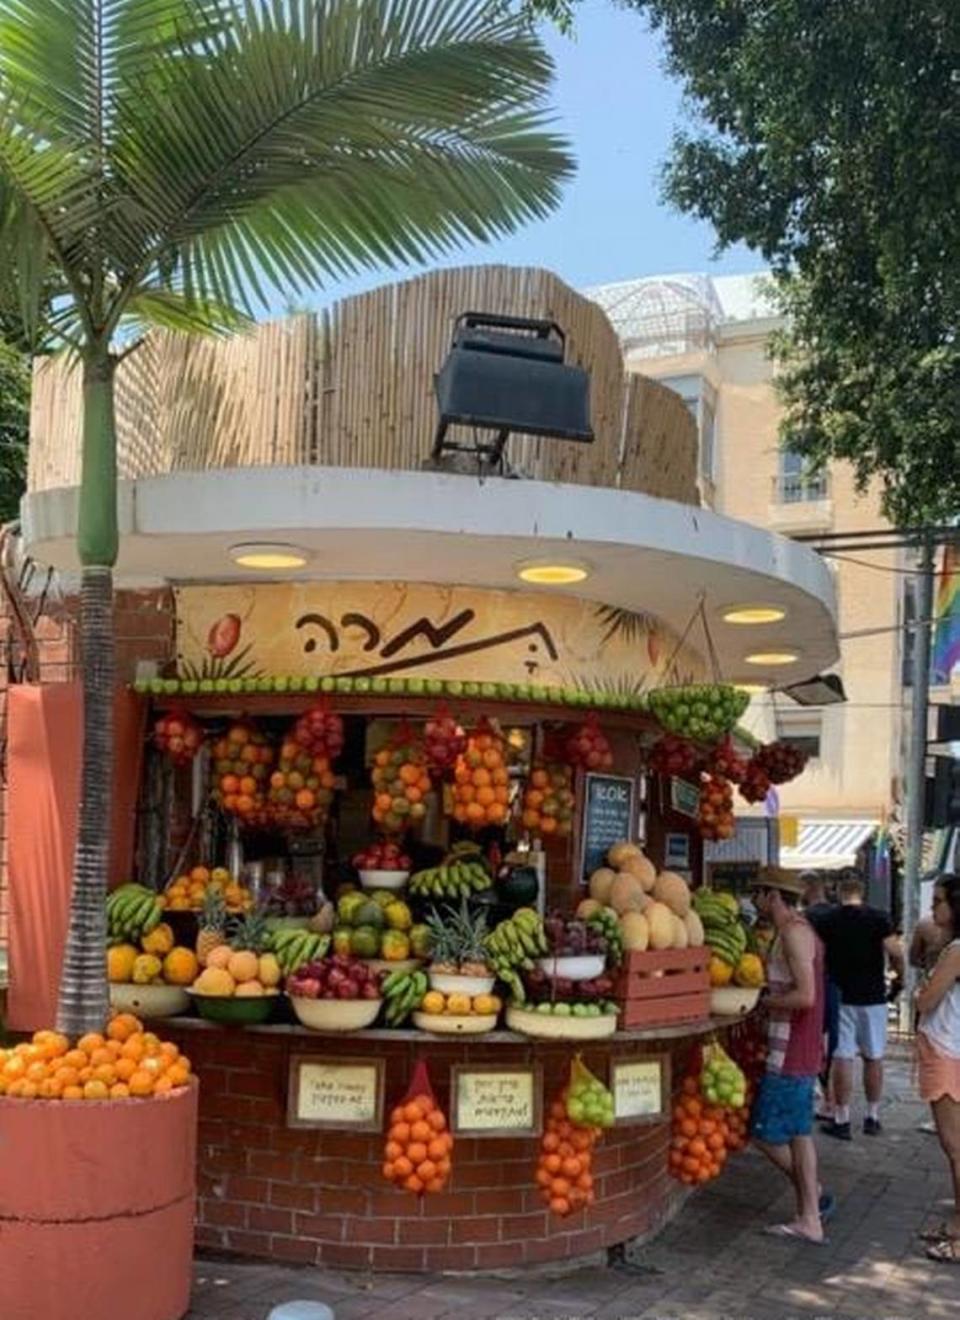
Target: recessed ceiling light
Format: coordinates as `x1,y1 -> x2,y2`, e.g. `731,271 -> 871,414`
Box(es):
230,542 -> 309,570
745,651 -> 799,667
722,604 -> 787,625
516,558 -> 590,585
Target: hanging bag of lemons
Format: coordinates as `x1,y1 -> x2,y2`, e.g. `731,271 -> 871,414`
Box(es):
700,1041 -> 747,1110
566,1054 -> 615,1129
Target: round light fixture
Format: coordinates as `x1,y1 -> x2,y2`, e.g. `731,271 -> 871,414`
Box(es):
229,542 -> 310,570
745,651 -> 799,667
516,558 -> 590,586
722,604 -> 787,625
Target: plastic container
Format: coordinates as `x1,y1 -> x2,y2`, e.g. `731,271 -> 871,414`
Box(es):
412,1011 -> 498,1035
358,869 -> 409,891
109,983 -> 190,1019
428,970 -> 495,996
188,990 -> 279,1024
288,996 -> 382,1032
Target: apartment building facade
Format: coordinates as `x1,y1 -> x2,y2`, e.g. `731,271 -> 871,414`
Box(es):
588,273 -> 903,875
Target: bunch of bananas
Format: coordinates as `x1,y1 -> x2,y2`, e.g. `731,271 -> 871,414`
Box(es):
382,968 -> 428,1025
107,884 -> 164,944
268,929 -> 331,976
586,907 -> 623,966
692,889 -> 747,967
483,908 -> 548,1004
409,858 -> 491,898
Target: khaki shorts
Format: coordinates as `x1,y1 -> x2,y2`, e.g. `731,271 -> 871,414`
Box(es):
835,1003 -> 887,1061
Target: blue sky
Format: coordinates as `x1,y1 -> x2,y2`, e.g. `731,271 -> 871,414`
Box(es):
311,1 -> 760,310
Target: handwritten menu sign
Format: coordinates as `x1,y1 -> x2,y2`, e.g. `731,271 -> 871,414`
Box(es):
287,1056 -> 384,1131
611,1056 -> 669,1125
580,774 -> 636,881
452,1066 -> 541,1138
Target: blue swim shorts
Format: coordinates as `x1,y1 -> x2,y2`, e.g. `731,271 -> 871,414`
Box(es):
749,1072 -> 815,1146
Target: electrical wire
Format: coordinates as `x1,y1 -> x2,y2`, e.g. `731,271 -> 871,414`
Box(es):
822,552 -> 930,576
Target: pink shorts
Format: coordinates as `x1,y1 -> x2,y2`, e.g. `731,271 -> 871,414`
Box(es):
917,1032 -> 960,1104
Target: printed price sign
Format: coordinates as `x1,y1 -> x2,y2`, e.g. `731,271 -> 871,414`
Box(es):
287,1056 -> 384,1131
451,1065 -> 542,1138
580,773 -> 637,881
611,1056 -> 669,1125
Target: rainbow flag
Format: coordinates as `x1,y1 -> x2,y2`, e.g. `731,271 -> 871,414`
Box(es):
931,542 -> 960,684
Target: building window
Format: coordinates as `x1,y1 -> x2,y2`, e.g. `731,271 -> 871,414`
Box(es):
775,709 -> 822,760
775,448 -> 828,503
661,374 -> 716,482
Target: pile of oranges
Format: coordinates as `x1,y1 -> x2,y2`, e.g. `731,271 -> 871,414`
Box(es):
0,1014 -> 192,1101
667,1074 -> 736,1185
450,727 -> 510,828
535,1092 -> 599,1218
520,762 -> 574,837
212,722 -> 274,821
382,1092 -> 453,1195
161,865 -> 252,913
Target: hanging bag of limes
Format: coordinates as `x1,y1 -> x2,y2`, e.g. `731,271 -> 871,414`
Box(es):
699,1040 -> 747,1110
566,1053 -> 616,1129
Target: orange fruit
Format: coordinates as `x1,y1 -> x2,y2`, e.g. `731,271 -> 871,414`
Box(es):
404,1175 -> 423,1194
63,1049 -> 88,1070
410,1120 -> 431,1143
25,1061 -> 48,1084
114,1057 -> 137,1082
407,1142 -> 427,1166
128,1070 -> 155,1097
62,1085 -> 84,1101
88,1047 -> 113,1069
121,1035 -> 146,1063
77,1033 -> 106,1057
393,1156 -> 413,1179
110,1083 -> 131,1099
153,1076 -> 174,1095
93,1064 -> 117,1086
390,1122 -> 410,1144
417,1159 -> 437,1183
427,1110 -> 446,1132
165,1063 -> 190,1088
53,1066 -> 79,1088
19,1081 -> 39,1099
83,1079 -> 109,1100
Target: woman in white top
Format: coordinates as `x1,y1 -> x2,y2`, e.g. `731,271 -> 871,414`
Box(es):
915,873 -> 960,1263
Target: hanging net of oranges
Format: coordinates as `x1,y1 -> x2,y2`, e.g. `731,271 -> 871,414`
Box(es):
212,721 -> 274,822
535,1086 -> 600,1218
266,730 -> 337,831
520,762 -> 574,837
382,1060 -> 452,1195
449,721 -> 510,829
371,727 -> 432,833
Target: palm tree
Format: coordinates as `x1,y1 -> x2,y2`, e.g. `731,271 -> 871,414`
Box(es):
0,0 -> 572,1035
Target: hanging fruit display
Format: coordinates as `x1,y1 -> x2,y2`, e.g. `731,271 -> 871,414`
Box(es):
450,724 -> 510,828
703,735 -> 747,784
668,1071 -> 733,1186
267,734 -> 337,830
565,715 -> 614,771
291,702 -> 345,761
535,1087 -> 601,1218
520,762 -> 574,837
152,708 -> 204,767
382,1061 -> 452,1196
697,774 -> 735,841
649,683 -> 750,741
647,733 -> 699,777
212,722 -> 274,821
738,758 -> 772,805
372,735 -> 432,832
754,739 -> 808,784
423,710 -> 466,776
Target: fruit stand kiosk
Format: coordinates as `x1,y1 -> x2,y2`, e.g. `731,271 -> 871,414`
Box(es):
4,265 -> 839,1279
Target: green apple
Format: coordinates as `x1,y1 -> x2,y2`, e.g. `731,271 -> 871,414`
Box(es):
303,675 -> 320,692
552,1002 -> 571,1017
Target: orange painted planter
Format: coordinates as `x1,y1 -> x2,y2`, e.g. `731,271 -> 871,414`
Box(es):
0,1083 -> 197,1320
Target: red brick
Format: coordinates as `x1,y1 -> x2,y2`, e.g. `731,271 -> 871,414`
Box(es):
203,1199 -> 247,1229
247,1206 -> 293,1235
317,1243 -> 372,1270
423,1245 -> 478,1272
249,1151 -> 298,1180
227,1069 -> 281,1101
370,1245 -> 425,1272
396,1218 -> 450,1246
450,1216 -> 500,1245
223,1173 -> 269,1203
500,1211 -> 548,1238
270,1235 -> 319,1265
472,1188 -> 522,1215
294,1213 -> 346,1241
224,1230 -> 272,1259
317,1188 -> 368,1216
195,1225 -> 224,1250
269,1182 -> 315,1211
473,1241 -> 524,1269
344,1215 -> 396,1245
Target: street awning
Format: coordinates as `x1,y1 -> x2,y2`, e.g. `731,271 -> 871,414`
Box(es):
780,819 -> 878,872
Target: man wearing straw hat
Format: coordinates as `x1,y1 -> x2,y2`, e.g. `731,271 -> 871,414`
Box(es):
748,867 -> 829,1244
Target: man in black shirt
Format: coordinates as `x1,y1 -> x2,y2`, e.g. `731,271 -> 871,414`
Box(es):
814,874 -> 902,1139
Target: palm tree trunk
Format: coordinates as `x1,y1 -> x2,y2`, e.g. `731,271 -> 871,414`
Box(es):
56,350 -> 119,1036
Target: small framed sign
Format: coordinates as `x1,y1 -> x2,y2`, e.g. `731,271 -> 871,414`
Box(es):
670,777 -> 700,819
580,773 -> 637,881
665,832 -> 691,869
610,1054 -> 670,1125
287,1055 -> 385,1131
451,1065 -> 542,1138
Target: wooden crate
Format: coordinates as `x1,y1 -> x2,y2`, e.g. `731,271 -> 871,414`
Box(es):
616,947 -> 711,1030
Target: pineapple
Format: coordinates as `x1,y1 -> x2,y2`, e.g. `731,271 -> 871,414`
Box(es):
426,900 -> 490,976
229,905 -> 270,954
196,888 -> 227,966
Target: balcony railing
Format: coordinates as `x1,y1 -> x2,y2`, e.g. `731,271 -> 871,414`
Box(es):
773,471 -> 830,504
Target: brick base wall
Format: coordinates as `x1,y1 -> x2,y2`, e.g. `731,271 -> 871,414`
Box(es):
169,1026 -> 691,1274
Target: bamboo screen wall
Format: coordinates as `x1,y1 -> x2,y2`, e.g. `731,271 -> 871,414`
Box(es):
27,265 -> 699,504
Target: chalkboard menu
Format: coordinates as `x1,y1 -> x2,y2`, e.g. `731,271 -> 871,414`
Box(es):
580,773 -> 636,881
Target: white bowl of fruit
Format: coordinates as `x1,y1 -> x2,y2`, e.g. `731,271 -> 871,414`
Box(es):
538,913 -> 608,981
354,842 -> 411,892
286,955 -> 383,1031
424,902 -> 495,996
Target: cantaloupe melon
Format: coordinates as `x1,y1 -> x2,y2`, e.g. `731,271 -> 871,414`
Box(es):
646,901 -> 675,950
653,870 -> 691,916
684,909 -> 705,947
607,841 -> 642,869
589,867 -> 616,905
610,873 -> 648,915
670,913 -> 689,949
620,910 -> 649,952
576,898 -> 602,921
621,853 -> 657,892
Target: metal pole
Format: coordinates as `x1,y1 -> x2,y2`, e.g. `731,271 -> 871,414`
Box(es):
900,532 -> 936,1029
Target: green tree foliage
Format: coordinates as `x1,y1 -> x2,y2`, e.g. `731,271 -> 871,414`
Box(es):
531,0 -> 960,526
0,336 -> 28,524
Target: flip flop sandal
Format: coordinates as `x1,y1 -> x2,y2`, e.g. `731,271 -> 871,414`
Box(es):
926,1238 -> 960,1264
763,1224 -> 829,1247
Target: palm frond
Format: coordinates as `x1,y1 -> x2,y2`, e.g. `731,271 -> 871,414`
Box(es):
593,604 -> 655,647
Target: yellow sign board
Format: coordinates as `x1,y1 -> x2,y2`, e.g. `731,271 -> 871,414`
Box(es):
452,1065 -> 541,1137
175,582 -> 705,694
611,1056 -> 668,1124
287,1055 -> 384,1130
779,815 -> 799,848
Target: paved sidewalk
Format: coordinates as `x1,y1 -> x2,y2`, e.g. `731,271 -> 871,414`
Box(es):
187,1053 -> 957,1320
